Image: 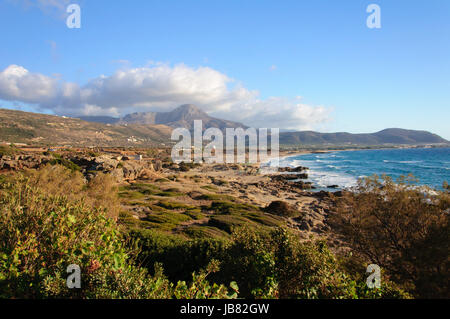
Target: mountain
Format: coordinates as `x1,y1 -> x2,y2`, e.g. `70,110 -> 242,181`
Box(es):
0,108 -> 171,147
82,104 -> 247,131
279,128 -> 448,146
1,108 -> 448,147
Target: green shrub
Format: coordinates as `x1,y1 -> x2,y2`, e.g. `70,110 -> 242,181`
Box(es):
182,226 -> 229,239
0,174 -> 235,299
208,215 -> 254,233
130,229 -> 228,283
0,175 -> 161,298
265,201 -> 297,217
215,227 -> 409,299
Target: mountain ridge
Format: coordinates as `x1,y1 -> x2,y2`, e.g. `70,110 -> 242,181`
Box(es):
279,128 -> 448,145
1,107 -> 448,147
81,104 -> 247,131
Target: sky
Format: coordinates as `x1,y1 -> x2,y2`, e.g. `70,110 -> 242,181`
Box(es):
0,0 -> 449,139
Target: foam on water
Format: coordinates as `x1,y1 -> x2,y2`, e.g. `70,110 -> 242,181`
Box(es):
278,147 -> 450,190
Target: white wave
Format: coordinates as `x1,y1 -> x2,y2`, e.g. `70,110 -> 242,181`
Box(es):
307,169 -> 358,188
399,161 -> 421,164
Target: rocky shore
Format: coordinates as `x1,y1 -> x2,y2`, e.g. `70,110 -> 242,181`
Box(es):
0,152 -> 341,244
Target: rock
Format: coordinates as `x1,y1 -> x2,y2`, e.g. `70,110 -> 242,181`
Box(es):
327,185 -> 339,189
109,168 -> 124,183
138,168 -> 156,179
314,190 -> 330,199
153,160 -> 162,171
278,166 -> 308,173
94,155 -> 119,169
265,201 -> 297,217
298,220 -> 311,231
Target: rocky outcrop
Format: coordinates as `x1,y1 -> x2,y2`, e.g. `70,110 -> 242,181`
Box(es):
278,166 -> 308,173
0,153 -> 161,183
0,154 -> 51,170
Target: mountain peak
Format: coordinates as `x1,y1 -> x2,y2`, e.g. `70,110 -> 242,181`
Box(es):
107,104 -> 246,131
172,104 -> 207,116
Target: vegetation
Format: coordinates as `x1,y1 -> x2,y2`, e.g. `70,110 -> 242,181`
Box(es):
331,175 -> 449,298
0,167 -> 237,299
0,162 -> 446,299
131,227 -> 408,299
0,144 -> 19,156
265,201 -> 298,217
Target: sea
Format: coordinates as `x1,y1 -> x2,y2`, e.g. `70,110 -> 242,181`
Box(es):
275,147 -> 450,191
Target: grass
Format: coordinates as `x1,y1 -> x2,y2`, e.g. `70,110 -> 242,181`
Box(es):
118,190 -> 146,200
155,190 -> 183,197
118,180 -> 292,240
210,201 -> 261,215
182,225 -> 230,239
156,201 -> 196,210
143,212 -> 192,225
119,183 -> 182,199
155,178 -> 170,183
242,212 -> 285,227
200,185 -> 218,191
208,215 -> 256,233
183,209 -> 206,220
197,193 -> 237,202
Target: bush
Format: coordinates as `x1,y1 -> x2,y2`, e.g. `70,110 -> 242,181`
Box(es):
133,225 -> 409,299
331,175 -> 449,298
0,145 -> 18,156
130,229 -> 228,283
0,172 -> 236,299
49,153 -> 81,172
215,227 -> 409,299
24,165 -> 120,219
265,201 -> 297,217
0,174 -> 163,298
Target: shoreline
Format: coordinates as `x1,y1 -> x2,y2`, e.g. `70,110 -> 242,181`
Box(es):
275,146 -> 449,191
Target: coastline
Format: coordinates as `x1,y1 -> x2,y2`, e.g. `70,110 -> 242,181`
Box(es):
275,146 -> 450,191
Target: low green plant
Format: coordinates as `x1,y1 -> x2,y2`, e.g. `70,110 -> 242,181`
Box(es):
0,173 -> 236,299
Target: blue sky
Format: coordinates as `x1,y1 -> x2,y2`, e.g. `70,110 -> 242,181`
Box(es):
0,0 -> 449,139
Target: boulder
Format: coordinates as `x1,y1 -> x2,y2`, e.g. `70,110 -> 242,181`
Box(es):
265,200 -> 297,217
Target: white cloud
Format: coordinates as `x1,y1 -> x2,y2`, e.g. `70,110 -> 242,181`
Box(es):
10,0 -> 75,19
0,65 -> 58,103
0,63 -> 332,130
9,0 -> 73,13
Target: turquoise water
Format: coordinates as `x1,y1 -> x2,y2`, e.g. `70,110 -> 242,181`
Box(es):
279,148 -> 450,190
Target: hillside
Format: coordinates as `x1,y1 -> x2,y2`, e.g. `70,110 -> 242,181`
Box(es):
0,108 -> 171,146
279,128 -> 448,146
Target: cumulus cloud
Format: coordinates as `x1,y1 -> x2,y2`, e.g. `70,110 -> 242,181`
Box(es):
0,63 -> 331,130
0,65 -> 58,103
